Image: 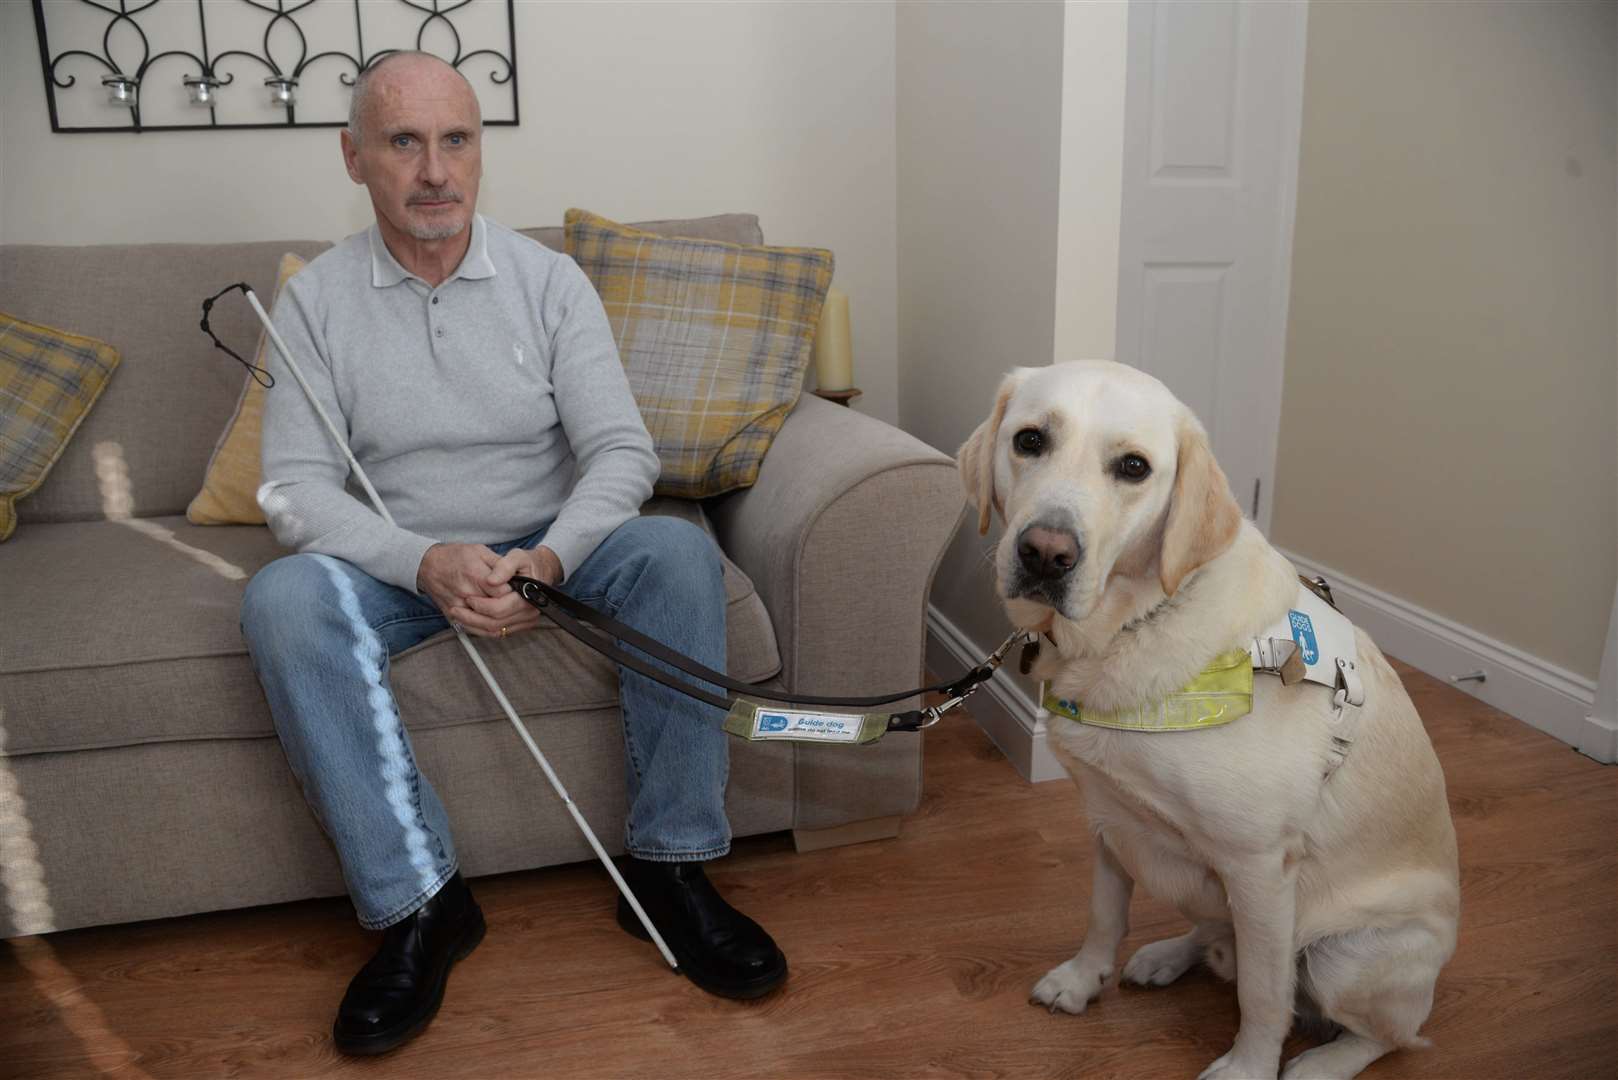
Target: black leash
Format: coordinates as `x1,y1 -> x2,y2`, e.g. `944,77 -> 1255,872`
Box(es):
510,575 -> 1026,738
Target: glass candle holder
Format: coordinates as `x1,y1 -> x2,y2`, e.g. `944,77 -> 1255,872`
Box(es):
102,75 -> 138,107
265,76 -> 297,108
184,75 -> 221,108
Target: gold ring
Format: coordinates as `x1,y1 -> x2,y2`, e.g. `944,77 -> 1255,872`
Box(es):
500,626 -> 508,639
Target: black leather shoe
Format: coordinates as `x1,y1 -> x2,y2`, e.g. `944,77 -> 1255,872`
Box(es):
333,872 -> 486,1055
615,857 -> 787,999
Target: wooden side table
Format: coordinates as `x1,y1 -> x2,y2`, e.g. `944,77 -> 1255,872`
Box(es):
812,387 -> 862,407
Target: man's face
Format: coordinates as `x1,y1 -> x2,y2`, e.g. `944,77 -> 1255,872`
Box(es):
342,58 -> 482,243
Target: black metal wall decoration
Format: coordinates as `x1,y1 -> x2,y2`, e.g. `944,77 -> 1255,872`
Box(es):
33,0 -> 518,133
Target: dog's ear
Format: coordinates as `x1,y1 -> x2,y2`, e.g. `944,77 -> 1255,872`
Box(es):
1159,416 -> 1243,596
958,374 -> 1017,535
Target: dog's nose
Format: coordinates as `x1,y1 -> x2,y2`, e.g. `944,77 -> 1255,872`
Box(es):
1017,525 -> 1081,581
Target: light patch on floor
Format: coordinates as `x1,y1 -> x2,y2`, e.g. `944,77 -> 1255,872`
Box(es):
2,711 -> 147,1073
9,937 -> 153,1078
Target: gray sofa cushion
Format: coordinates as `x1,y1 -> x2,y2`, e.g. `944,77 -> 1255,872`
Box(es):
0,501 -> 780,757
2,704 -> 798,936
0,240 -> 334,525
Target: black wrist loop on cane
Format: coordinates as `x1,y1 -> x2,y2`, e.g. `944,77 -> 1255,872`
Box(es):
200,282 -> 275,389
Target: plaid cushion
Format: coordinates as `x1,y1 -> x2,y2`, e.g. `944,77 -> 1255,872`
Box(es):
565,208 -> 834,499
0,314 -> 121,541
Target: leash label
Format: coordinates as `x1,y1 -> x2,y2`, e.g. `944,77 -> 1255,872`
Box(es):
752,709 -> 864,744
1288,610 -> 1319,665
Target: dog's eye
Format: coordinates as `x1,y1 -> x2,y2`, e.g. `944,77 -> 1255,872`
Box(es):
1114,454 -> 1151,482
1012,428 -> 1044,456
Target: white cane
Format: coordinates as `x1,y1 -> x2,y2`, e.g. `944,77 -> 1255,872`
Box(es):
244,290 -> 679,972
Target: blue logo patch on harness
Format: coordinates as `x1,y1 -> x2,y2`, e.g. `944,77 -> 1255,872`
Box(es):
758,713 -> 790,733
1288,610 -> 1319,665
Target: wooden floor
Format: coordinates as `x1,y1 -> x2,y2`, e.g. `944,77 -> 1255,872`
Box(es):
3,659 -> 1614,1079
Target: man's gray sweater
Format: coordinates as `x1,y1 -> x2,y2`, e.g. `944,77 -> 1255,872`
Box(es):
258,214 -> 659,592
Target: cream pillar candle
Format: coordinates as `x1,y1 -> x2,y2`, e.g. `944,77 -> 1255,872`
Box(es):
812,288 -> 854,391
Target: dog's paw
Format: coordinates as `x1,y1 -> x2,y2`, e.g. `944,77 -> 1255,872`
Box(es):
1029,958 -> 1109,1015
1197,1049 -> 1278,1080
1122,934 -> 1199,987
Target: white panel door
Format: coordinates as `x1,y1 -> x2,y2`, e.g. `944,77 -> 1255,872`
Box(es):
1114,0 -> 1309,531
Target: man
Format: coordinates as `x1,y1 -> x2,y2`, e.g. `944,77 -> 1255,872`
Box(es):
240,51 -> 786,1056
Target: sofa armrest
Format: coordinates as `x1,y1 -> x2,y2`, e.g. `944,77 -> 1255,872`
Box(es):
709,393 -> 962,692
707,393 -> 964,829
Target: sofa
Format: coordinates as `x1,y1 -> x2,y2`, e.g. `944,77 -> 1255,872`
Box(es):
0,213 -> 963,940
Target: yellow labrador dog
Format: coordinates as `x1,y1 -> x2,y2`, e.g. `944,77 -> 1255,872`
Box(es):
959,361 -> 1458,1080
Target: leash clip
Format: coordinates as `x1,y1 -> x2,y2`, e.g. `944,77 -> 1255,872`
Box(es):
514,576 -> 549,608
902,629 -> 1033,731
888,693 -> 968,733
918,691 -> 972,729
939,628 -> 1031,699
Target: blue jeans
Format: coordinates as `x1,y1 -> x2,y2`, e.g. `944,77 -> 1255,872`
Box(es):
241,515 -> 730,929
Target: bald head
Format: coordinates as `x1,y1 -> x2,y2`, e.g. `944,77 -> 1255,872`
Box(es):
347,51 -> 481,147
340,49 -> 484,253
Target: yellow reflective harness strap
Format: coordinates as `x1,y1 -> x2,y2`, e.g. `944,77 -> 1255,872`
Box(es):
1043,649 -> 1255,732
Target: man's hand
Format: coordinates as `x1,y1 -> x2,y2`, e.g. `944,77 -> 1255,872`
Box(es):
448,545 -> 564,638
417,542 -> 504,620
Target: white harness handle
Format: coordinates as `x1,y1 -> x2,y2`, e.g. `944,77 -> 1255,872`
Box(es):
1248,581 -> 1366,781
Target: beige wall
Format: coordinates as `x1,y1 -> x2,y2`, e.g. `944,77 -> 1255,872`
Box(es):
1274,0 -> 1618,680
0,1 -> 902,424
896,0 -> 1067,671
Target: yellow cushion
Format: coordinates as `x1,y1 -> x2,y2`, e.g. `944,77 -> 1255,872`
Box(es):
565,208 -> 834,499
0,314 -> 121,541
186,252 -> 307,525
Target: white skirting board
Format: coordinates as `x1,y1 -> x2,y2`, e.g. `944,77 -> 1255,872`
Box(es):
1280,549 -> 1613,764
929,559 -> 1615,774
926,606 -> 1067,783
